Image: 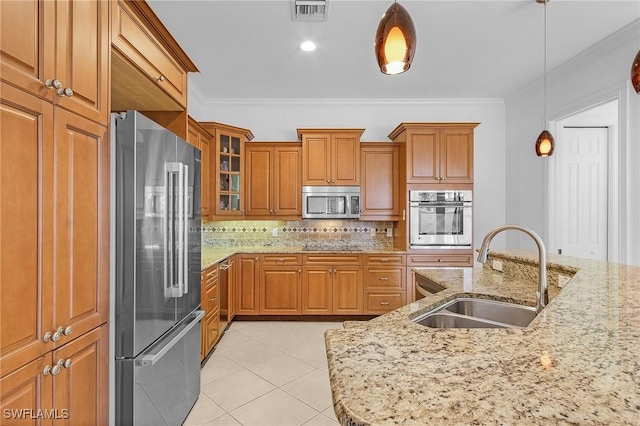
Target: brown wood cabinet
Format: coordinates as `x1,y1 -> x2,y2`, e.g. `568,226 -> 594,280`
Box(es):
364,255 -> 406,314
188,117 -> 214,219
360,143 -> 400,221
0,324 -> 108,426
1,84 -> 109,378
245,143 -> 302,219
301,254 -> 363,314
298,129 -> 364,186
236,255 -> 260,315
388,123 -> 478,184
201,122 -> 254,218
200,263 -> 220,360
1,0 -> 109,124
111,0 -> 198,110
259,255 -> 302,314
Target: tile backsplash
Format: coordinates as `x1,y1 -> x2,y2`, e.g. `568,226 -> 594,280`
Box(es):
202,219 -> 394,249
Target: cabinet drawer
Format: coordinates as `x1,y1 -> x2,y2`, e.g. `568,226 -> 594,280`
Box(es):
205,283 -> 219,312
260,254 -> 302,266
407,253 -> 473,267
364,292 -> 405,314
364,267 -> 405,290
203,265 -> 219,284
112,0 -> 187,107
303,254 -> 363,265
366,254 -> 405,265
204,314 -> 220,352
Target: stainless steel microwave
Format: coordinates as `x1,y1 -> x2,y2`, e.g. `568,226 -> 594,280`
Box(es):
302,186 -> 360,219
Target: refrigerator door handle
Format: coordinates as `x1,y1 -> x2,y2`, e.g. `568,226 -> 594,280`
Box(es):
134,310 -> 205,368
179,164 -> 189,296
164,162 -> 182,298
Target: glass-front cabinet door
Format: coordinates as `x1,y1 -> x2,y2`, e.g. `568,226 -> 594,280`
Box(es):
202,122 -> 254,217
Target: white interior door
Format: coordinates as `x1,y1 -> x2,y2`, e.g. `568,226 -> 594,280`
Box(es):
555,127 -> 608,261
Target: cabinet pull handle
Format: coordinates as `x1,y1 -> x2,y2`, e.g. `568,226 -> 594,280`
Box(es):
156,75 -> 165,82
210,297 -> 217,301
45,79 -> 62,89
380,258 -> 389,262
379,301 -> 390,305
379,277 -> 390,281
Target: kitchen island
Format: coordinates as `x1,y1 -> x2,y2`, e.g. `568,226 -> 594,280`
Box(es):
325,250 -> 640,425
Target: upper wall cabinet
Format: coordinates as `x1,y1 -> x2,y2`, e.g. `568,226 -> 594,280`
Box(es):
188,117 -> 214,219
111,0 -> 198,112
0,0 -> 110,124
245,143 -> 302,219
201,122 -> 254,218
389,123 -> 479,184
298,129 -> 364,186
360,143 -> 400,221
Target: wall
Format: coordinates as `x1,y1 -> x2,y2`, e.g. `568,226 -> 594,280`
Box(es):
189,96 -> 507,252
505,20 -> 640,265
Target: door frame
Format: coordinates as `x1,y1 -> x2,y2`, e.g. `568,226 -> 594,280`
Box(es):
546,97 -> 620,262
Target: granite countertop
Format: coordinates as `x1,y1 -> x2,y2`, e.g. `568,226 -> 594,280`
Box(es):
325,250 -> 640,425
201,245 -> 406,270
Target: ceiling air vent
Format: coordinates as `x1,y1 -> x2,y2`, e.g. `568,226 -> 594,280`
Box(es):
291,0 -> 328,22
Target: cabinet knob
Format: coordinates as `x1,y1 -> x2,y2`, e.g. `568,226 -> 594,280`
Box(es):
298,269 -> 301,273
57,87 -> 73,97
51,364 -> 61,375
43,365 -> 52,376
45,79 -> 62,89
254,257 -> 259,261
43,332 -> 52,342
59,358 -> 72,369
156,75 -> 165,82
63,326 -> 72,336
52,327 -> 63,342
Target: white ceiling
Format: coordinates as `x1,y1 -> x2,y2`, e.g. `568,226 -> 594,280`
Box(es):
147,0 -> 640,100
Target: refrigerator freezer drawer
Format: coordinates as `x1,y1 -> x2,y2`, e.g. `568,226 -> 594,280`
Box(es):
116,310 -> 204,426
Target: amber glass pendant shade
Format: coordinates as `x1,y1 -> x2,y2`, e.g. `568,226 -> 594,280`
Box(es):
535,130 -> 555,157
375,2 -> 416,75
631,49 -> 640,94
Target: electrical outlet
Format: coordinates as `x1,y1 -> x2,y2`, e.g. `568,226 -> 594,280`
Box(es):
492,260 -> 503,272
386,228 -> 393,237
272,228 -> 278,237
558,275 -> 571,288
370,227 -> 376,236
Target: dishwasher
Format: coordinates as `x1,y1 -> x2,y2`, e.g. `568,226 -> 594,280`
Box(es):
219,257 -> 233,334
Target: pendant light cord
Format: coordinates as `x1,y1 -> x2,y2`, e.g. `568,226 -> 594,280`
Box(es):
543,0 -> 548,126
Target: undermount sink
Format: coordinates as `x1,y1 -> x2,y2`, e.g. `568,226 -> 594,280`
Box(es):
413,297 -> 538,329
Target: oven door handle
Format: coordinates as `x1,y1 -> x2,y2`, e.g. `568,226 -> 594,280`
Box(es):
414,202 -> 469,208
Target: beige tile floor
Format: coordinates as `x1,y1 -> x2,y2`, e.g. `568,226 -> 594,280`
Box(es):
184,321 -> 343,426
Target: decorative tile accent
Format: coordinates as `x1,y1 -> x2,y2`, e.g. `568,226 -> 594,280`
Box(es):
201,220 -> 393,249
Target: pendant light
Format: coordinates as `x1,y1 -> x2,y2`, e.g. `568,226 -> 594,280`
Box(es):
374,1 -> 416,75
535,0 -> 554,157
631,49 -> 640,94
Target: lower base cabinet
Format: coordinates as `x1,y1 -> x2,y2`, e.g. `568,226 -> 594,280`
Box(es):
301,255 -> 364,315
0,325 -> 108,425
260,266 -> 302,314
236,255 -> 260,315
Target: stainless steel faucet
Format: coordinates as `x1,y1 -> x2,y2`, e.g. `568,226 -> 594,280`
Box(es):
477,225 -> 549,314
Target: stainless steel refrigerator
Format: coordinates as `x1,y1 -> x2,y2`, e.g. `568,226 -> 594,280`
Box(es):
112,111 -> 203,426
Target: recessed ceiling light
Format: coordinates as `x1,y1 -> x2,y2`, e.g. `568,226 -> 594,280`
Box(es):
300,41 -> 317,52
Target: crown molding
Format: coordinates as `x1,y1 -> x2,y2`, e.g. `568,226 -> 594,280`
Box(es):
188,95 -> 504,107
